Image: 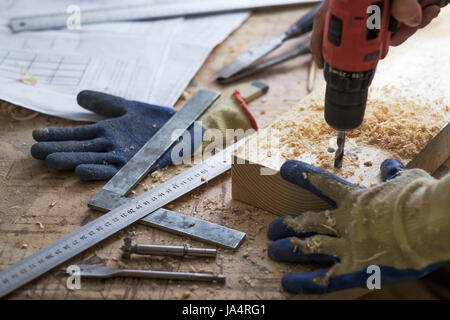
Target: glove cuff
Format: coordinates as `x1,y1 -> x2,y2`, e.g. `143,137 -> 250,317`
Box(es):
393,171 -> 450,268
232,90 -> 258,131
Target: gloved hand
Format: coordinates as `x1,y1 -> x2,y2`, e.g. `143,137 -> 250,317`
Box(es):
31,91 -> 201,180
267,159 -> 450,294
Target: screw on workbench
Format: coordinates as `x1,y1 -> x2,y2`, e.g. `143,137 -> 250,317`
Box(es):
121,238 -> 217,259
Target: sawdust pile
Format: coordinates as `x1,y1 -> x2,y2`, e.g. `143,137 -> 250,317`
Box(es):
271,89 -> 447,169
349,97 -> 445,158
273,111 -> 334,168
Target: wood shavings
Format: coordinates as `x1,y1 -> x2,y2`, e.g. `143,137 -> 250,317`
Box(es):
181,91 -> 189,100
49,201 -> 57,208
348,92 -> 445,159
150,170 -> 164,182
181,291 -> 191,299
22,243 -> 28,248
269,87 -> 447,173
36,222 -> 44,229
198,268 -> 213,274
364,161 -> 373,167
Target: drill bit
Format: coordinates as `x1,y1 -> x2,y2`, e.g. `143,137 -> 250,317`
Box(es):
334,131 -> 346,168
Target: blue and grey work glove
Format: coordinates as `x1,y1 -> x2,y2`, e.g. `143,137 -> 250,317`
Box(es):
267,159 -> 450,294
31,91 -> 202,180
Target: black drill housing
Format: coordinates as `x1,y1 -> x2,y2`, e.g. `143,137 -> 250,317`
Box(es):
324,63 -> 376,131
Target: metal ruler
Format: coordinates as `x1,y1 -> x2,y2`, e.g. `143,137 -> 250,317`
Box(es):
0,137 -> 248,298
10,0 -> 320,32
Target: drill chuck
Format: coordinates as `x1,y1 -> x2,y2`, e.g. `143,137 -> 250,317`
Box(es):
324,63 -> 376,131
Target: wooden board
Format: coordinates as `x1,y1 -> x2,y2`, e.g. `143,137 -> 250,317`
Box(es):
232,9 -> 450,216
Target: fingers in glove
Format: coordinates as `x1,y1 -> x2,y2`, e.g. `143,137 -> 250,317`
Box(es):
75,164 -> 119,180
32,125 -> 100,142
280,160 -> 357,208
45,152 -> 127,170
31,138 -> 114,160
267,211 -> 338,241
380,159 -> 406,181
268,236 -> 341,263
77,90 -> 129,117
267,216 -> 317,241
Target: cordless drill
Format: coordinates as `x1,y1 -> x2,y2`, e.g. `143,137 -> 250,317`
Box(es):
322,0 -> 448,168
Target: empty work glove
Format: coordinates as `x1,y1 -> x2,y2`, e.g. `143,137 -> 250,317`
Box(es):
197,82 -> 265,149
31,91 -> 201,180
267,159 -> 450,294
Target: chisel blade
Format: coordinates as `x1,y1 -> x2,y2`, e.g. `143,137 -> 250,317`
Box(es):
215,34 -> 286,79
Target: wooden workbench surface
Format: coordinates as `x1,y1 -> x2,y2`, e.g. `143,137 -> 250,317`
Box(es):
0,5 -> 448,300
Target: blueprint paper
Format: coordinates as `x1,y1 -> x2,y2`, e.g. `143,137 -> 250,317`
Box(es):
0,0 -> 249,121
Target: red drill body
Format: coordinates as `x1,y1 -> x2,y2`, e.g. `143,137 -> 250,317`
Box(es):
323,0 -> 392,73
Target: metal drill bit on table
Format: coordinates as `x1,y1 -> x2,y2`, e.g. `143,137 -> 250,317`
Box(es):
121,238 -> 217,259
334,131 -> 346,168
66,265 -> 226,283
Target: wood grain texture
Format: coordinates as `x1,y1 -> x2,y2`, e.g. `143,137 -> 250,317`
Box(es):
232,9 -> 450,216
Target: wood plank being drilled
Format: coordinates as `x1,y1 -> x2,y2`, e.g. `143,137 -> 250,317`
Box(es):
232,9 -> 450,216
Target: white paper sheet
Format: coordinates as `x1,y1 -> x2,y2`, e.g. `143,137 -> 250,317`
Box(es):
0,0 -> 249,121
